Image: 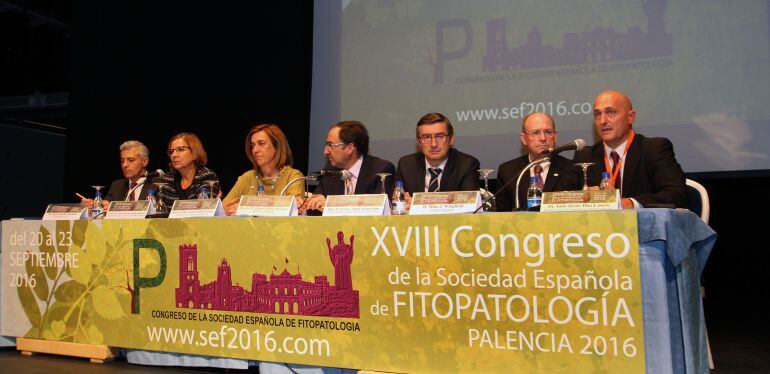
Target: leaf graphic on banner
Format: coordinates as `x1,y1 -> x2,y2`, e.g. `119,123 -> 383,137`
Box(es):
87,325 -> 104,344
55,220 -> 71,249
91,285 -> 124,320
45,301 -> 77,328
26,254 -> 48,301
67,243 -> 91,284
71,219 -> 88,248
148,218 -> 191,238
139,248 -> 160,275
85,224 -> 108,266
24,251 -> 49,302
39,226 -> 58,280
42,320 -> 66,340
17,284 -> 41,330
53,280 -> 87,304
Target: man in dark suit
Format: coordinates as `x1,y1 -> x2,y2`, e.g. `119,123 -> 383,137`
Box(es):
300,121 -> 395,213
104,140 -> 152,203
573,90 -> 687,208
81,140 -> 152,210
496,113 -> 582,211
396,112 -> 480,198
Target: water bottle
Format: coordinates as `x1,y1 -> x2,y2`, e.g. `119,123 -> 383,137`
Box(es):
91,191 -> 103,218
256,185 -> 266,196
600,172 -> 613,190
526,176 -> 542,209
391,181 -> 407,215
147,189 -> 158,211
198,186 -> 210,199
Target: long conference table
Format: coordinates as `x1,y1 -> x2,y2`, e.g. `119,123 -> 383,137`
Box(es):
1,208 -> 716,374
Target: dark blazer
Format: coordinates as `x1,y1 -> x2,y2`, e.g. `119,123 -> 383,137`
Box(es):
573,134 -> 687,208
104,177 -> 150,202
314,155 -> 396,197
395,148 -> 480,194
495,154 -> 582,211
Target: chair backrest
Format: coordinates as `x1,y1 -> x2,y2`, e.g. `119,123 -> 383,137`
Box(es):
685,178 -> 710,224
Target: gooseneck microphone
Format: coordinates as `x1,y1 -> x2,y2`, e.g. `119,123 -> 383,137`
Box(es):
311,170 -> 352,180
540,139 -> 586,157
145,169 -> 166,179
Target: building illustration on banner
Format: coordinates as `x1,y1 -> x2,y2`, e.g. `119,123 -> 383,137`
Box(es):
175,231 -> 359,318
483,0 -> 672,72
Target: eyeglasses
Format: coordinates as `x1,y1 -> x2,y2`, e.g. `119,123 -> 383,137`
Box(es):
593,108 -> 619,119
523,130 -> 555,137
324,141 -> 346,149
167,146 -> 191,155
418,134 -> 449,144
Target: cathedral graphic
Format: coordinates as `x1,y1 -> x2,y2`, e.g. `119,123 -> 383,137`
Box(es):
174,231 -> 359,318
483,0 -> 672,72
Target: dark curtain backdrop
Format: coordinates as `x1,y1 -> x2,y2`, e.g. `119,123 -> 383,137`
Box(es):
66,2 -> 313,196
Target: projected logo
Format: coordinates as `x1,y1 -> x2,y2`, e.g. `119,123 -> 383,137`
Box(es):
432,0 -> 672,84
174,231 -> 360,318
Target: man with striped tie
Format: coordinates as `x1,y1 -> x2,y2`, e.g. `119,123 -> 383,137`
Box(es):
495,113 -> 582,211
302,121 -> 396,213
395,112 -> 480,200
104,140 -> 152,204
81,140 -> 153,211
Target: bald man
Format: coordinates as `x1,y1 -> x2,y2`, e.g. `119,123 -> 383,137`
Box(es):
573,90 -> 687,209
496,112 -> 582,211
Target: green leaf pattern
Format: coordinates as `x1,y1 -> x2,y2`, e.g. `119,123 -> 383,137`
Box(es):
17,220 -> 133,344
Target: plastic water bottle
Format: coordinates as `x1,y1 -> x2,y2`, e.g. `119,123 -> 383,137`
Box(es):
526,176 -> 542,209
147,189 -> 158,211
198,186 -> 210,199
91,191 -> 103,218
600,172 -> 613,190
391,181 -> 407,215
256,185 -> 266,196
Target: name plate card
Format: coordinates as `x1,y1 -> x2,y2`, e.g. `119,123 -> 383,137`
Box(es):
323,194 -> 390,216
42,204 -> 88,220
105,200 -> 155,220
168,199 -> 225,218
541,189 -> 621,212
236,195 -> 298,217
409,191 -> 482,215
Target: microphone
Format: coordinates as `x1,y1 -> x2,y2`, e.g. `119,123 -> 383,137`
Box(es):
312,170 -> 352,180
125,170 -> 165,201
146,169 -> 165,179
540,139 -> 586,157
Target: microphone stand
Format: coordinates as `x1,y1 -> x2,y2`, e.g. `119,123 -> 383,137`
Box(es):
280,175 -> 317,197
514,156 -> 551,211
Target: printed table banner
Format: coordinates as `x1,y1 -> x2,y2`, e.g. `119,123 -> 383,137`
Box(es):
1,212 -> 644,373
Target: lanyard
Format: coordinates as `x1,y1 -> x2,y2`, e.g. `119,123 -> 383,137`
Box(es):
603,130 -> 635,188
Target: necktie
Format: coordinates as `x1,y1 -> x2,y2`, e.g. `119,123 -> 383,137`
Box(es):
128,181 -> 137,201
428,168 -> 442,192
610,151 -> 621,191
533,164 -> 544,188
344,178 -> 353,195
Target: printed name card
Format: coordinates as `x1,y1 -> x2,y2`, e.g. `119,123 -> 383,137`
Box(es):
168,199 -> 225,218
323,194 -> 390,216
42,204 -> 88,220
105,200 -> 155,220
236,195 -> 298,217
409,191 -> 482,215
540,189 -> 621,212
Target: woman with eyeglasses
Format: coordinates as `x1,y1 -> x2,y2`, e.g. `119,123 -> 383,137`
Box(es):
155,132 -> 220,209
222,124 -> 305,215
